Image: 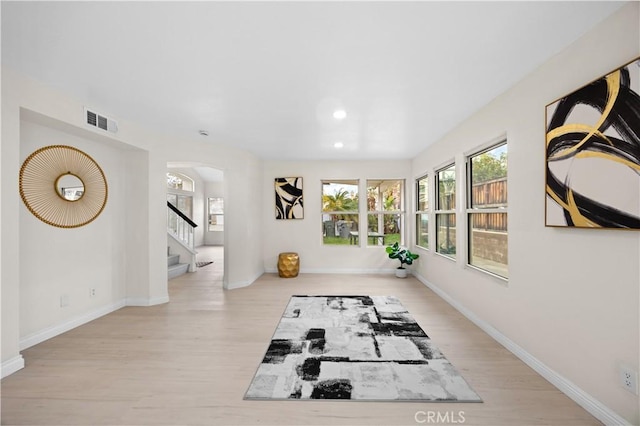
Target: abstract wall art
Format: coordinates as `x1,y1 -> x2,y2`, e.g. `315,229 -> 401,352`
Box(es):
275,177 -> 303,220
545,57 -> 640,229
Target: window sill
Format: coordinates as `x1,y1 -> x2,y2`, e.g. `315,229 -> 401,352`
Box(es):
464,263 -> 509,286
433,251 -> 456,262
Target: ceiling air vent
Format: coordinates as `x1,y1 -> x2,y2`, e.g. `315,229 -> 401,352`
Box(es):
84,107 -> 118,133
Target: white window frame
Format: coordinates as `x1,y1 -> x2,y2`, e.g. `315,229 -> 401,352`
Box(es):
435,162 -> 457,259
415,174 -> 430,250
366,179 -> 405,247
167,172 -> 195,192
321,179 -> 360,246
208,197 -> 224,232
465,139 -> 508,280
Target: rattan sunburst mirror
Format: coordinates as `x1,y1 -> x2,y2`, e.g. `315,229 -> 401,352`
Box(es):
19,145 -> 108,228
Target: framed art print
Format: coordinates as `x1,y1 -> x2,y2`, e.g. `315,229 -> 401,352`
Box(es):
545,57 -> 640,229
275,177 -> 303,220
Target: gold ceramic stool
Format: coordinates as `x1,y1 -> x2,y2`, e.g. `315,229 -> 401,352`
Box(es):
278,252 -> 299,278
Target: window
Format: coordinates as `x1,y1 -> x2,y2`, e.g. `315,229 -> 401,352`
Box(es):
166,172 -> 194,191
208,197 -> 224,231
167,193 -> 193,219
167,172 -> 195,225
467,142 -> 508,278
367,180 -> 403,246
435,164 -> 456,257
415,175 -> 429,249
322,180 -> 359,245
167,193 -> 193,240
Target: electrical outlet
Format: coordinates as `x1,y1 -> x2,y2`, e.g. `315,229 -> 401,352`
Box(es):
620,366 -> 638,395
89,288 -> 96,297
60,294 -> 69,307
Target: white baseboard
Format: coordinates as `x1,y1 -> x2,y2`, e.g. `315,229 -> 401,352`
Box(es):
226,280 -> 253,290
1,355 -> 25,378
264,267 -> 398,275
19,300 -> 127,351
150,295 -> 170,305
126,295 -> 170,306
413,272 -> 630,426
226,270 -> 264,290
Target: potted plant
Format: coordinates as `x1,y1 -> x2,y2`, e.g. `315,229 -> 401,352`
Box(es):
385,242 -> 419,278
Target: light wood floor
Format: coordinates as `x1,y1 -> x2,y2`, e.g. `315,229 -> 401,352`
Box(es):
1,246 -> 600,425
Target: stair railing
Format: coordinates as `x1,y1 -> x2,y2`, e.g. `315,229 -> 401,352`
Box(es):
167,202 -> 198,250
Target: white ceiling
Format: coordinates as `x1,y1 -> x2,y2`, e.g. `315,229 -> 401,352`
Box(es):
2,1 -> 627,161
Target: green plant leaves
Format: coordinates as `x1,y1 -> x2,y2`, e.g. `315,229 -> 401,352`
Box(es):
386,242 -> 419,267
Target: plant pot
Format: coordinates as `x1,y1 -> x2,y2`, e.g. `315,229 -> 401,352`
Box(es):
395,268 -> 408,278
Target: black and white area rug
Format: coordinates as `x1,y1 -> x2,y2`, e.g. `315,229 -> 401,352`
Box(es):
244,295 -> 482,402
196,261 -> 213,268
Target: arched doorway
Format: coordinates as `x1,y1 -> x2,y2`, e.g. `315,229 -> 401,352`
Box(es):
166,163 -> 224,283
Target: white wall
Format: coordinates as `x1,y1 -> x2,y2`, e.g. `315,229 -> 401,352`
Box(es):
1,68 -> 265,374
411,3 -> 639,424
18,118 -> 129,339
123,148 -> 151,304
262,160 -> 412,273
223,155 -> 264,288
2,68 -> 24,373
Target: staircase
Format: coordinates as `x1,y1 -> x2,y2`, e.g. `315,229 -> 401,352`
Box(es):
168,248 -> 189,279
166,201 -> 198,279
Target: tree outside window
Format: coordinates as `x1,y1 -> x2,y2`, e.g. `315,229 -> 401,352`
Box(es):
322,180 -> 359,245
367,180 -> 403,246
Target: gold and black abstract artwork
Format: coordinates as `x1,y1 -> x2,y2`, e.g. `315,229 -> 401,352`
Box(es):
275,177 -> 303,220
545,58 -> 640,229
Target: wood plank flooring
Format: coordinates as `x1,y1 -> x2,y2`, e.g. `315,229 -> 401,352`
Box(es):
1,246 -> 600,425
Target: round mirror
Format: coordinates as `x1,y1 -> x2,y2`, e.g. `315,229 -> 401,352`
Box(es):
56,173 -> 85,201
20,145 -> 108,228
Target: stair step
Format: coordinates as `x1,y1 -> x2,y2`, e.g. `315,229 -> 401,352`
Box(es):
168,254 -> 180,267
168,262 -> 189,279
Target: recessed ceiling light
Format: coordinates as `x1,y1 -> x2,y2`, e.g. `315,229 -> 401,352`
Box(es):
333,110 -> 347,120
199,130 -> 209,136
334,142 -> 344,149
